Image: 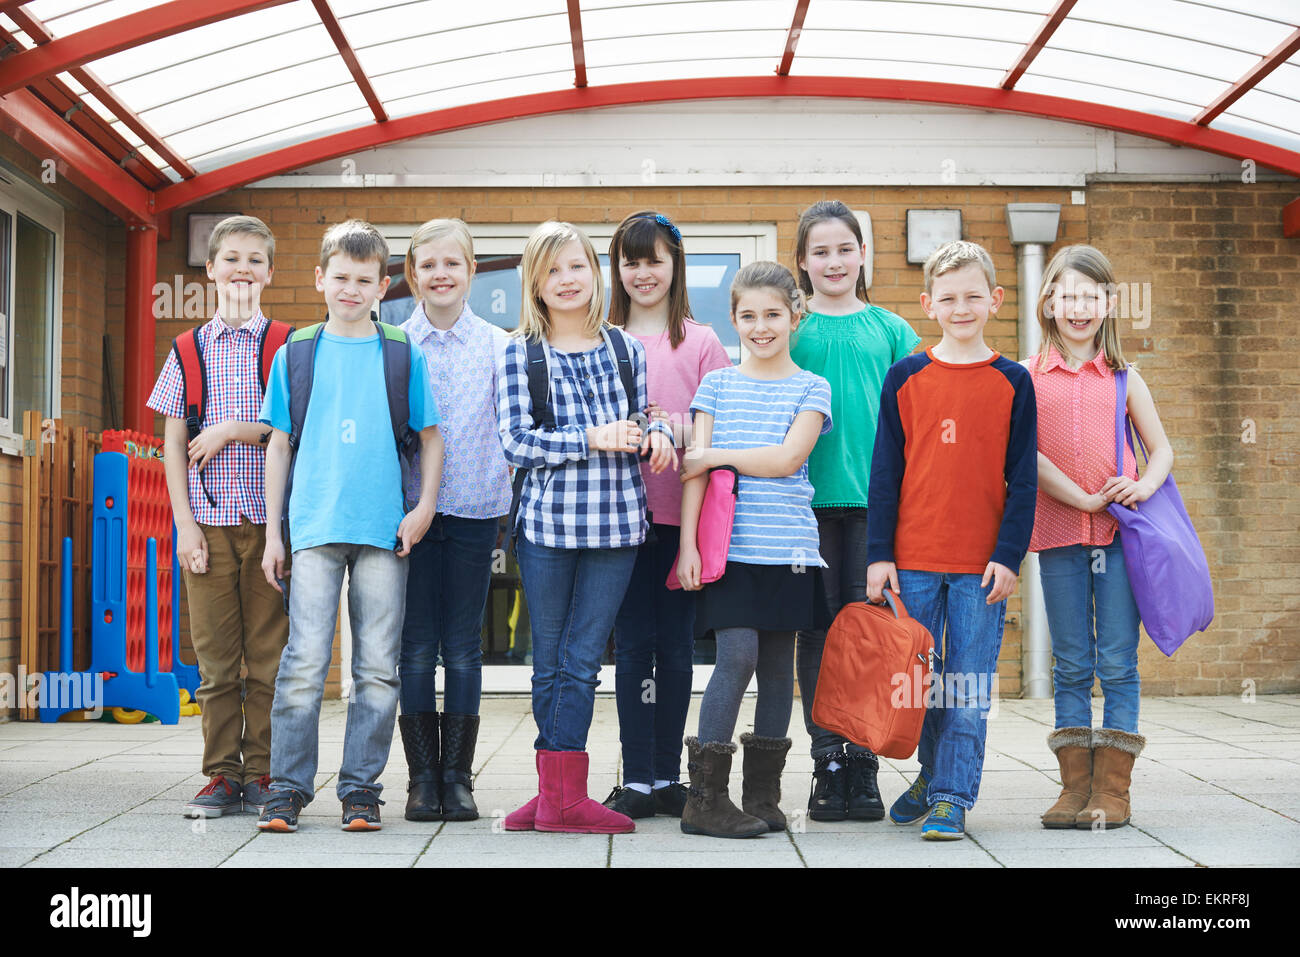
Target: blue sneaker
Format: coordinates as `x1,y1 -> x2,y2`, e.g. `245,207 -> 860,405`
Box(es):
888,772 -> 929,824
921,801 -> 965,840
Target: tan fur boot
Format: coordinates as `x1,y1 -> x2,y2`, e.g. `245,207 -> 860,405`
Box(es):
1074,728 -> 1145,830
1041,727 -> 1093,829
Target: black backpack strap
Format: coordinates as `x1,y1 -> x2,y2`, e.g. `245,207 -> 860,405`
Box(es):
603,327 -> 638,420
376,320 -> 418,511
282,322 -> 325,548
508,337 -> 552,547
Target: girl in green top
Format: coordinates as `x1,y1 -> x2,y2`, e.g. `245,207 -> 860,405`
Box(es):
789,199 -> 921,824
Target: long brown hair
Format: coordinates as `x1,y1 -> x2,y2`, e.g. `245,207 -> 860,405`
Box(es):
607,211 -> 692,348
794,200 -> 870,303
1034,244 -> 1128,372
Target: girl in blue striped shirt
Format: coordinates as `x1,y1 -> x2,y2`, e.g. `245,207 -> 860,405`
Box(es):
499,221 -> 675,835
676,261 -> 833,839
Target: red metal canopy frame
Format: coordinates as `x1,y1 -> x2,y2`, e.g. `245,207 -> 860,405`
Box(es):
152,74 -> 1300,216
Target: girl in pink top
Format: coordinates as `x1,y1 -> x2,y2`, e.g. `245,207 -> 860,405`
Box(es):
602,211 -> 731,820
1023,244 -> 1173,832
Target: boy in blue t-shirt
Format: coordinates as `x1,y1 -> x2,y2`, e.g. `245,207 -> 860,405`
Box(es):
256,220 -> 442,833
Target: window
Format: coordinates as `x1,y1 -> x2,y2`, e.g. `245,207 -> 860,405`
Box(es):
379,222 -> 776,364
0,174 -> 63,447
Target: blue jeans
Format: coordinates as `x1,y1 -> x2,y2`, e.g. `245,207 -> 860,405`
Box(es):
796,507 -> 873,759
399,514 -> 498,716
1038,541 -> 1141,732
898,569 -> 1007,811
613,523 -> 695,785
270,543 -> 408,803
516,534 -> 638,752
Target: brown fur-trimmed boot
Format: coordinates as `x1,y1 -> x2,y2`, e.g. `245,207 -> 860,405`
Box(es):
1041,727 -> 1093,829
740,732 -> 791,832
680,737 -> 769,839
1074,728 -> 1145,830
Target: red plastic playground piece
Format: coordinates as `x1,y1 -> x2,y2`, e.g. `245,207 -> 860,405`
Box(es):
101,429 -> 173,673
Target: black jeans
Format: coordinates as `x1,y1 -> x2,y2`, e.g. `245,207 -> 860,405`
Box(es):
795,507 -> 875,759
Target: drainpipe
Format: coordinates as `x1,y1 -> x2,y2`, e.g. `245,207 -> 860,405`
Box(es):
124,222 -> 158,433
1006,203 -> 1060,700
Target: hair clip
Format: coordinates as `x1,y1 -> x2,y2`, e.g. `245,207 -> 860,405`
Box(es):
649,213 -> 682,244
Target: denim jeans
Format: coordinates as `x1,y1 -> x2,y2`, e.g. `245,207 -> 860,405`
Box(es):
516,534 -> 638,752
270,543 -> 408,803
399,514 -> 498,716
898,569 -> 1007,811
1038,541 -> 1141,732
612,523 -> 695,785
796,507 -> 873,759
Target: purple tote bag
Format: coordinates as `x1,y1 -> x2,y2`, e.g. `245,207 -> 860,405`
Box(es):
1109,369 -> 1214,656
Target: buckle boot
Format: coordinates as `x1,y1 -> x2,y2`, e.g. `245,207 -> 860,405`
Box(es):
739,732 -> 791,832
440,712 -> 480,822
398,712 -> 442,822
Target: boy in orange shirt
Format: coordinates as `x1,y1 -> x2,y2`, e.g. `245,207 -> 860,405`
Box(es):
866,240 -> 1037,840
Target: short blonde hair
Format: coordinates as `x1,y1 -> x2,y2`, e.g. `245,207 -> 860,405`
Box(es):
319,219 -> 389,277
405,218 -> 475,294
207,215 -> 275,268
923,240 -> 996,295
516,221 -> 605,343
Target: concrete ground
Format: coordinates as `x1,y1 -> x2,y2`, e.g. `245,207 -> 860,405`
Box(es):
1,694 -> 1297,868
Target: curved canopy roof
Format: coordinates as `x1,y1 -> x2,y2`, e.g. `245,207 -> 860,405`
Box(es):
0,0 -> 1296,222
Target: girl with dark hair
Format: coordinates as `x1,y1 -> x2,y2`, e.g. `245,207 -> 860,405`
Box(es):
602,211 -> 731,819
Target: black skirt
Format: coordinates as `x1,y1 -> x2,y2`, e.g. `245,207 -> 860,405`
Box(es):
694,561 -> 833,636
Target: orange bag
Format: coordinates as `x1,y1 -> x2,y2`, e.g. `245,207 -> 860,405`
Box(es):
810,589 -> 935,759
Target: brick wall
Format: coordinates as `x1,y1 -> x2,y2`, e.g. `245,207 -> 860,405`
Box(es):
3,170 -> 1296,713
1088,183 -> 1300,694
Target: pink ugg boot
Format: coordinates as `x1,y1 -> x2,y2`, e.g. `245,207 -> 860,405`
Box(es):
504,751 -> 541,831
534,750 -> 635,834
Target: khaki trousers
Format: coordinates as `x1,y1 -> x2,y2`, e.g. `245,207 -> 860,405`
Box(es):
182,520 -> 289,783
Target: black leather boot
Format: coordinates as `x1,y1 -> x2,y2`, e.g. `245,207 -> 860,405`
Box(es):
846,750 -> 885,821
439,712 -> 480,821
808,750 -> 848,821
398,712 -> 442,822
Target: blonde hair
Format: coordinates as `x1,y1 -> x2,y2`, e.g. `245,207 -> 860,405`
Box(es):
730,261 -> 806,318
1034,244 -> 1128,372
923,240 -> 996,295
207,215 -> 275,269
319,219 -> 389,276
405,218 -> 474,294
516,221 -> 605,342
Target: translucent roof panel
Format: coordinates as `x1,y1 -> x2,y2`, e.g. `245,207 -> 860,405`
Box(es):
88,3 -> 323,88
582,0 -> 789,70
348,2 -> 572,108
3,0 -> 1295,180
26,0 -> 158,36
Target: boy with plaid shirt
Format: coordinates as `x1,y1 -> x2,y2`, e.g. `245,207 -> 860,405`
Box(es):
148,215 -> 288,818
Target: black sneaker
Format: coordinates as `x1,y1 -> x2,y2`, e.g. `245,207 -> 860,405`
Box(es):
257,789 -> 306,833
341,788 -> 385,831
846,751 -> 886,821
602,786 -> 657,819
653,782 -> 689,818
184,775 -> 243,818
808,752 -> 849,821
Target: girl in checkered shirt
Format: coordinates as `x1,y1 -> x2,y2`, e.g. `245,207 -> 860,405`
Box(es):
498,221 -> 676,835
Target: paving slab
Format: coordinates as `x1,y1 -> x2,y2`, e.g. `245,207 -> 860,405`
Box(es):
3,693 -> 1298,867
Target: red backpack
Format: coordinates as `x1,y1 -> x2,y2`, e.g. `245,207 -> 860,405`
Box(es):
171,318 -> 292,505
811,589 -> 935,759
